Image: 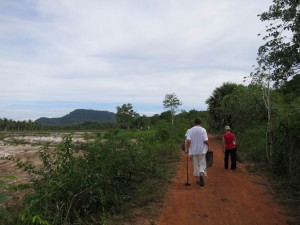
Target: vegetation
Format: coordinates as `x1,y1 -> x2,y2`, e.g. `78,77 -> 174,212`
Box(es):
163,93 -> 182,127
253,0 -> 300,82
0,118 -> 41,131
0,108 -> 202,224
19,134 -> 167,224
115,103 -> 138,129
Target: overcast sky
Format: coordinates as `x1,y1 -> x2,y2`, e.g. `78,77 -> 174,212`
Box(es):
0,0 -> 272,121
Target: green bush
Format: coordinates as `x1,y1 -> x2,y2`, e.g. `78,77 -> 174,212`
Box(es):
15,130 -> 180,225
239,126 -> 267,162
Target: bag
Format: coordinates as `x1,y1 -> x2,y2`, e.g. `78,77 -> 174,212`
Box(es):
206,151 -> 213,168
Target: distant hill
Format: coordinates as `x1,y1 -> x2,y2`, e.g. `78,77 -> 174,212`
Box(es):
35,109 -> 116,125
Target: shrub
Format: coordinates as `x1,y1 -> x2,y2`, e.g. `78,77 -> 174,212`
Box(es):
238,126 -> 267,162
16,130 -> 179,224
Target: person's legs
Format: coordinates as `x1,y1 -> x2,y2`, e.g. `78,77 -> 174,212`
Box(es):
224,150 -> 229,169
192,155 -> 200,177
199,154 -> 206,175
230,149 -> 237,170
203,158 -> 207,176
198,154 -> 206,187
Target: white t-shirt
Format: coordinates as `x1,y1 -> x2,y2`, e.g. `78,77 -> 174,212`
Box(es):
186,125 -> 208,155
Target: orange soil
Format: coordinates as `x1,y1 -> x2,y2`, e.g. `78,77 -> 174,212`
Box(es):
156,135 -> 293,225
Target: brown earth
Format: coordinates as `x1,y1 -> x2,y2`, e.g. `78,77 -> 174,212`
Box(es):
155,135 -> 294,225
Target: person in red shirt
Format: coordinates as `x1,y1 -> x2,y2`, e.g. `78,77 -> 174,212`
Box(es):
222,125 -> 237,171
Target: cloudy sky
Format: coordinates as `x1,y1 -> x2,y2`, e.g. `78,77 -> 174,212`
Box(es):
0,0 -> 272,121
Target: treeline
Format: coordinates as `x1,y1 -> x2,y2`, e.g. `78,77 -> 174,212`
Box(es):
0,118 -> 41,131
0,109 -> 207,132
206,76 -> 300,210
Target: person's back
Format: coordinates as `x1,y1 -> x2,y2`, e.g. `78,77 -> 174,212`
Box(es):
187,126 -> 208,155
223,131 -> 235,150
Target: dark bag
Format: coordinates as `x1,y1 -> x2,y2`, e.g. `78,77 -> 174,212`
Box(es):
206,151 -> 213,168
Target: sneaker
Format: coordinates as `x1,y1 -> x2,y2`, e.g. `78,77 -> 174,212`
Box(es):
199,173 -> 204,188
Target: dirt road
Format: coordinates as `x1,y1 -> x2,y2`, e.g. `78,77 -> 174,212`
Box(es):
156,135 -> 292,225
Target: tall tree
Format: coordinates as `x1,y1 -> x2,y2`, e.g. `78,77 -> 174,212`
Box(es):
251,0 -> 300,163
253,0 -> 300,83
205,82 -> 238,131
116,103 -> 138,129
163,93 -> 182,126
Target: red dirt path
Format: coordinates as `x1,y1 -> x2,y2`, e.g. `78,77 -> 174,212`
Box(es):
156,135 -> 292,225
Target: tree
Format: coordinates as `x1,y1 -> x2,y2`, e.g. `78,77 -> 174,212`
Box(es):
116,103 -> 138,129
162,93 -> 182,126
280,74 -> 300,101
134,115 -> 149,129
253,0 -> 300,83
251,0 -> 300,163
219,84 -> 267,150
205,82 -> 238,131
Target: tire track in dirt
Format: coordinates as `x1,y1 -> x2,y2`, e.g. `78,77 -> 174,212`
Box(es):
157,135 -> 292,225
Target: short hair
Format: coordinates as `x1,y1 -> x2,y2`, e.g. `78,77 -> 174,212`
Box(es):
194,118 -> 201,125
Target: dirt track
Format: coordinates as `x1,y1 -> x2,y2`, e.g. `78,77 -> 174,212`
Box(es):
156,135 -> 292,225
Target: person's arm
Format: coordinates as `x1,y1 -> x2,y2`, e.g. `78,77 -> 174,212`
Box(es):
204,140 -> 209,151
233,135 -> 237,148
185,139 -> 191,154
222,136 -> 225,151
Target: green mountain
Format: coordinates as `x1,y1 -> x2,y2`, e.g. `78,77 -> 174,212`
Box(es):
35,109 -> 116,125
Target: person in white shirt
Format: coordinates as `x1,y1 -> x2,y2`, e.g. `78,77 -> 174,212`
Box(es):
185,118 -> 209,188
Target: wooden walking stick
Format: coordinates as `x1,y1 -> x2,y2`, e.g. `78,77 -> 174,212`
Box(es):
185,151 -> 191,186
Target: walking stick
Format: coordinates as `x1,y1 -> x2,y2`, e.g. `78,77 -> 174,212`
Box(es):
185,151 -> 191,186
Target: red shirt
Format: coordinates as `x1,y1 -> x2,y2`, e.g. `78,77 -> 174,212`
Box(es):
223,132 -> 236,150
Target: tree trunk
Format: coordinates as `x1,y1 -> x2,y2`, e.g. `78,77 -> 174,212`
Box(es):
263,80 -> 273,164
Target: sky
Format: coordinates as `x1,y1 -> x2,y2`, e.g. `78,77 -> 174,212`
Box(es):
0,0 -> 272,121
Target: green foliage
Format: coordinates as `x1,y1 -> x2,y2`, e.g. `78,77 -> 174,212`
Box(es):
238,126 -> 267,162
0,174 -> 20,224
221,85 -> 265,134
209,74 -> 300,217
254,0 -> 300,82
271,96 -> 300,177
16,127 -> 180,224
178,110 -> 208,126
0,192 -> 9,203
0,118 -> 41,131
0,207 -> 12,224
205,82 -> 239,131
116,103 -> 139,129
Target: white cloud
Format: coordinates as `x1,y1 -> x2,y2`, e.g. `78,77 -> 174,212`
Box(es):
0,0 -> 272,120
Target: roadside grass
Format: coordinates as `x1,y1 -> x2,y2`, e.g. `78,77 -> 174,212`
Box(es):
0,175 -> 22,223
244,161 -> 300,224
104,166 -> 178,225
0,128 -> 181,224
